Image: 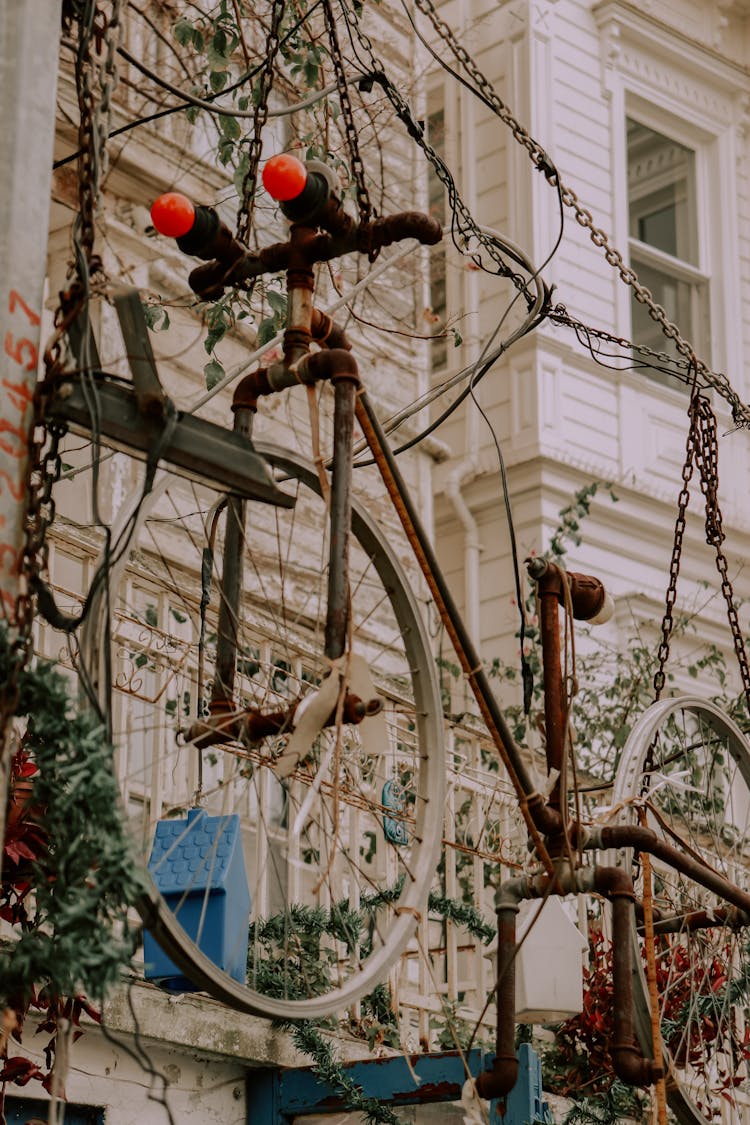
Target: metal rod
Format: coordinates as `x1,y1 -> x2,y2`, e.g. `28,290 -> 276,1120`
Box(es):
325,378 -> 357,660
211,406 -> 253,705
355,390 -> 558,872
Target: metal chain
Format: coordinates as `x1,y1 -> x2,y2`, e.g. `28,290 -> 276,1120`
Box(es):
652,397 -> 698,702
235,0 -> 285,246
651,389 -> 750,716
323,0 -> 373,225
340,4 -> 534,296
74,0 -> 121,270
692,396 -> 750,713
550,304 -> 695,387
412,0 -> 750,428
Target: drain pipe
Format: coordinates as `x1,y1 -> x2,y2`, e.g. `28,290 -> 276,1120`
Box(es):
445,458 -> 482,645
476,865 -> 661,1100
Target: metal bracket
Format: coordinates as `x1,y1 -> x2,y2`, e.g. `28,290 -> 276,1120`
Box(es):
50,288 -> 294,505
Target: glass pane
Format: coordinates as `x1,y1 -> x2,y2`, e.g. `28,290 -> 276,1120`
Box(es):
629,257 -> 708,389
627,119 -> 697,266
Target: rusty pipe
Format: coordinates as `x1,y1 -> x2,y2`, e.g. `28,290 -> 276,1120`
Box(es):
594,866 -> 663,1087
325,373 -> 359,661
232,349 -> 359,412
211,403 -> 254,705
593,824 -> 750,917
311,308 -> 352,351
538,579 -> 565,817
476,903 -> 519,1100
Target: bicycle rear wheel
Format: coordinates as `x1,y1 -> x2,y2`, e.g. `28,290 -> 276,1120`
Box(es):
612,697 -> 750,1123
82,441 -> 445,1020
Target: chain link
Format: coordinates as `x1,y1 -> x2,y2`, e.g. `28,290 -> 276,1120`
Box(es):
653,396 -> 697,703
74,0 -> 121,269
322,0 -> 373,227
235,0 -> 285,246
341,5 -> 535,297
693,397 -> 750,712
412,0 -> 750,427
651,388 -> 750,719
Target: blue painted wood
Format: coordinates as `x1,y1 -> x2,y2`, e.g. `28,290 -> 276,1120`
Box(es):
276,1048 -> 488,1113
496,1045 -> 553,1125
245,1046 -> 556,1124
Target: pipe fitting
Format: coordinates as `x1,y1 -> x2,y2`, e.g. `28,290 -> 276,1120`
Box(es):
311,308 -> 352,351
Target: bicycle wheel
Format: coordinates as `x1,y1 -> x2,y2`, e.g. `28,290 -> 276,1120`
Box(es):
612,697 -> 750,1123
81,441 -> 445,1020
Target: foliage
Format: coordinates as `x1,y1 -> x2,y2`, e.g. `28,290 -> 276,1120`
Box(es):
542,931 -> 644,1118
289,1021 -> 403,1125
0,629 -> 147,1094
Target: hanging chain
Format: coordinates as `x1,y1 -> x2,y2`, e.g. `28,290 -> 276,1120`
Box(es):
340,5 -> 535,297
4,1 -> 118,709
74,0 -> 121,274
411,0 -> 750,427
322,0 -> 373,226
652,398 -> 697,702
235,0 -> 285,246
693,396 -> 750,713
651,389 -> 750,717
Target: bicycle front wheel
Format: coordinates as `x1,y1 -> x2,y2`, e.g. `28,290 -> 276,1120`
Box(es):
83,441 -> 445,1020
612,697 -> 750,1124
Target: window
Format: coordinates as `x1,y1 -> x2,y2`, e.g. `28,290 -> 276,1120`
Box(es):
627,118 -> 710,379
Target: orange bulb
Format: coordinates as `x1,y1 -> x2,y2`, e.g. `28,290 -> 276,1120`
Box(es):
262,154 -> 308,202
151,192 -> 196,238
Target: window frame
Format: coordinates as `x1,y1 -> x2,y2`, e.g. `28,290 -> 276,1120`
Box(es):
624,107 -> 713,381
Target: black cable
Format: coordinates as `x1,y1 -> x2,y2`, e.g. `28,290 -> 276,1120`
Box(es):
54,0 -> 326,170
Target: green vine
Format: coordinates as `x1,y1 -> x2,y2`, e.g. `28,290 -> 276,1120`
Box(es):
289,1021 -> 403,1125
0,629 -> 146,1008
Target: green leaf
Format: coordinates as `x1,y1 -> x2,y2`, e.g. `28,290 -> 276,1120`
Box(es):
267,290 -> 287,316
219,114 -> 241,140
173,18 -> 194,47
257,316 -> 277,345
185,104 -> 201,125
145,604 -> 158,627
204,359 -> 225,389
210,69 -> 229,93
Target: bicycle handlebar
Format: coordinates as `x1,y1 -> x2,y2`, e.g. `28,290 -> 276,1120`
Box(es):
151,157 -> 443,300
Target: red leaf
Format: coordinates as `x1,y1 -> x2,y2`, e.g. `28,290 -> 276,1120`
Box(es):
0,1056 -> 43,1085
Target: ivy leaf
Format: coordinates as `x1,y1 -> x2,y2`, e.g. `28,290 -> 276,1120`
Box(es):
219,114 -> 241,141
210,70 -> 229,93
204,359 -> 225,389
257,317 -> 278,346
266,290 -> 287,317
173,18 -> 194,47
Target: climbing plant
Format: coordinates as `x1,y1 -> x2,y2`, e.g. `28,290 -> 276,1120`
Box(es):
0,629 -> 146,1097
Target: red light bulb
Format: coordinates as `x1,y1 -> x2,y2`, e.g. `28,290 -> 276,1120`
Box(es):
151,193 -> 196,238
262,154 -> 308,202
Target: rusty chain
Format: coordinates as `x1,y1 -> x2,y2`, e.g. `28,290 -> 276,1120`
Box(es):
235,0 -> 285,246
652,391 -> 698,703
2,1 -> 119,742
322,0 -> 373,227
652,387 -> 750,718
74,0 -> 121,270
412,0 -> 750,427
340,4 -> 537,297
693,396 -> 750,712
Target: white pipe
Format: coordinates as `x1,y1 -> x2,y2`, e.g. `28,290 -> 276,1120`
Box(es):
444,456 -> 482,644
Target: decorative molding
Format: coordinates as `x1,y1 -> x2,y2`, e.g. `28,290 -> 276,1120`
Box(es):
593,1 -> 748,126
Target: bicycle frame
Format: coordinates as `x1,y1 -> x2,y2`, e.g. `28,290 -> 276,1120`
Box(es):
157,162 -> 750,1104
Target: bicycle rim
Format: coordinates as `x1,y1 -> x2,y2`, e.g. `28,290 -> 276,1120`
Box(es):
612,697 -> 750,1123
82,442 -> 445,1019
